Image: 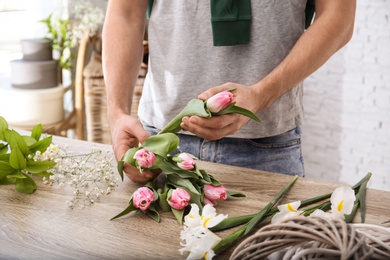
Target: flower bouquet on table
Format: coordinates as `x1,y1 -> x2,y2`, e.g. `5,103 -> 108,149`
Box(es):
111,89 -> 261,224
178,173 -> 372,259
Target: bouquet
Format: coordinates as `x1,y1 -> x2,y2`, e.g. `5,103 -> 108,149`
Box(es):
111,89 -> 261,223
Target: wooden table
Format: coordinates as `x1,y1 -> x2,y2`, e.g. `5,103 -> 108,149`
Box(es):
1,135 -> 390,259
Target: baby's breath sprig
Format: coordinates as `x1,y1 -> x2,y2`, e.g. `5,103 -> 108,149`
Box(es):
35,144 -> 118,209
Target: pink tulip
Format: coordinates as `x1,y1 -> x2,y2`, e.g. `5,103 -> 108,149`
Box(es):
168,188 -> 191,210
177,153 -> 196,170
203,184 -> 227,204
133,148 -> 156,168
203,197 -> 216,206
132,187 -> 155,211
206,91 -> 234,113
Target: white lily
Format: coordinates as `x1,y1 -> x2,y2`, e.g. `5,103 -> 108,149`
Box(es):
179,226 -> 221,260
184,203 -> 227,229
271,201 -> 303,224
180,204 -> 227,260
330,186 -> 356,219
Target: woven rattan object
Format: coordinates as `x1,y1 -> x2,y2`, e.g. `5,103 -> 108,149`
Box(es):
230,216 -> 390,260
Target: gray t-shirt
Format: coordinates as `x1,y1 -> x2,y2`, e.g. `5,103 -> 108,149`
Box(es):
138,0 -> 306,138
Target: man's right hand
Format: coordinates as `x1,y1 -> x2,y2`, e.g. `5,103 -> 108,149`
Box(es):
109,114 -> 155,184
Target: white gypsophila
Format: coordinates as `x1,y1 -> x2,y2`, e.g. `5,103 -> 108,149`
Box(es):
70,0 -> 105,44
35,144 -> 118,209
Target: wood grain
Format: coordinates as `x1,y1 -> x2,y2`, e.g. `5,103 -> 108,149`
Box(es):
1,135 -> 389,259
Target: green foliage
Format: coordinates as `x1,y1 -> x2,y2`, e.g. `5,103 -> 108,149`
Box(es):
39,14 -> 75,71
0,116 -> 56,194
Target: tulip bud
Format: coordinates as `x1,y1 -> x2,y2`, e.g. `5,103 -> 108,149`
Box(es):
203,184 -> 227,204
133,148 -> 156,169
177,153 -> 196,170
168,188 -> 191,210
206,91 -> 234,113
133,187 -> 155,211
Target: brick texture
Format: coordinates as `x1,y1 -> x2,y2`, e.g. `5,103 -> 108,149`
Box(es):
302,0 -> 390,191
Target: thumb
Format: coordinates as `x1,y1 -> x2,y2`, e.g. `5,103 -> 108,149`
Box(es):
132,121 -> 151,144
198,83 -> 233,101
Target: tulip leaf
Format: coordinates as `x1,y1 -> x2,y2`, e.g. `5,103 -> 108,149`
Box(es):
143,133 -> 180,157
10,146 -> 27,170
15,173 -> 37,194
146,204 -> 161,223
26,160 -> 56,174
157,187 -> 171,212
214,103 -> 262,122
227,190 -> 246,197
171,208 -> 184,225
117,160 -> 125,181
167,174 -> 201,195
159,99 -> 211,134
110,200 -> 138,220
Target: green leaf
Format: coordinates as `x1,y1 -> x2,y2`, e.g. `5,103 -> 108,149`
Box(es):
4,129 -> 29,156
167,174 -> 201,195
31,124 -> 42,141
0,143 -> 8,154
32,171 -> 53,178
146,204 -> 161,222
7,172 -> 27,179
0,177 -> 16,185
0,116 -> 8,140
214,103 -> 262,122
26,160 -> 56,174
9,146 -> 27,170
15,173 -> 37,194
157,187 -> 171,212
110,200 -> 138,220
171,208 -> 185,225
244,175 -> 298,235
0,161 -> 16,181
143,133 -> 180,157
227,190 -> 246,197
159,99 -> 211,134
29,136 -> 52,154
117,160 -> 125,181
22,136 -> 37,147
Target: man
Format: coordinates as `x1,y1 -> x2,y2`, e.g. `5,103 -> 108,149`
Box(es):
102,1 -> 356,183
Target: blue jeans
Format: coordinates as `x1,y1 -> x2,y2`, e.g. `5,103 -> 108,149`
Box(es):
143,124 -> 305,177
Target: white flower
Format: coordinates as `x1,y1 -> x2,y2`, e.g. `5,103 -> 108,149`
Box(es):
35,144 -> 118,208
184,203 -> 227,229
180,227 -> 221,260
271,201 -> 303,224
179,204 -> 227,259
310,186 -> 356,220
330,186 -> 356,218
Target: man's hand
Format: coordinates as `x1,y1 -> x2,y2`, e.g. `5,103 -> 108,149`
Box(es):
180,83 -> 264,140
109,114 -> 155,183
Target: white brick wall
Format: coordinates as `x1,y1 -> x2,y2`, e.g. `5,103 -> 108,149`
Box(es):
302,0 -> 390,191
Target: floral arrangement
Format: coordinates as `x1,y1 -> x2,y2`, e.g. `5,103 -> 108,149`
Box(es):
178,173 -> 371,259
111,89 -> 259,223
0,116 -> 117,208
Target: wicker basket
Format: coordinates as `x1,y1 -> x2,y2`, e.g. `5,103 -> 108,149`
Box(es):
83,40 -> 148,144
230,216 -> 390,260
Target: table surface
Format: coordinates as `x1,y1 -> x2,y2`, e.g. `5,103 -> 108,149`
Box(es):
1,135 -> 390,259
